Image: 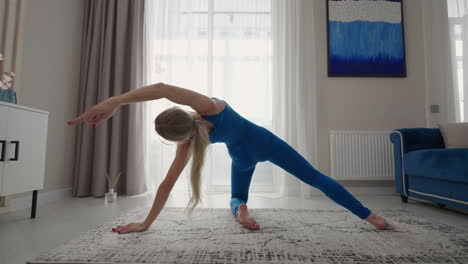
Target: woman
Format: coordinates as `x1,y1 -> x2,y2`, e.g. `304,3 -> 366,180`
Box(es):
67,82 -> 389,234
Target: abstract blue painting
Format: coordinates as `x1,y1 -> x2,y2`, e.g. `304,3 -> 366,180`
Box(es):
327,0 -> 406,77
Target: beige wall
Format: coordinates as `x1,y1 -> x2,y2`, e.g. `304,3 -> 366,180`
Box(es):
9,0 -> 83,199
313,0 -> 427,175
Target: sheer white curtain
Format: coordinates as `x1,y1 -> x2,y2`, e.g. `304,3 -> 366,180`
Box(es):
143,0 -> 275,198
271,0 -> 318,198
143,0 -> 319,200
421,0 -> 457,126
443,0 -> 468,123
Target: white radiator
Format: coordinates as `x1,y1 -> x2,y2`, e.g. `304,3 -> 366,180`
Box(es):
330,130 -> 394,180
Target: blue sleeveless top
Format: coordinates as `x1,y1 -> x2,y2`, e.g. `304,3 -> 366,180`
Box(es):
200,97 -> 250,147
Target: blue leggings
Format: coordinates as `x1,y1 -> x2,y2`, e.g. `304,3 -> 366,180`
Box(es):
229,124 -> 372,220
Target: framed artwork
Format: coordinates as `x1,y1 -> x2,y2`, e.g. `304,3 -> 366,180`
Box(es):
326,0 -> 406,77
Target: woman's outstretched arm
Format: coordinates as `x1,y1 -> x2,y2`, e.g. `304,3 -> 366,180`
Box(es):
142,141 -> 192,228
66,82 -> 215,126
113,141 -> 192,234
114,83 -> 214,112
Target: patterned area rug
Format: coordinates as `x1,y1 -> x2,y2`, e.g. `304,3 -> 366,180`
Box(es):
27,207 -> 468,264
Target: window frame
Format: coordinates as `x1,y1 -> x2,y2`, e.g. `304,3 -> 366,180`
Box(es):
449,17 -> 465,122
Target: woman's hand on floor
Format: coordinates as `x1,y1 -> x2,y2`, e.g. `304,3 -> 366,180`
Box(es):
112,222 -> 149,234
66,97 -> 119,126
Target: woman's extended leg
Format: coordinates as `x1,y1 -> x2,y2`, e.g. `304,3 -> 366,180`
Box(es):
266,134 -> 373,220
230,161 -> 255,216
230,161 -> 260,230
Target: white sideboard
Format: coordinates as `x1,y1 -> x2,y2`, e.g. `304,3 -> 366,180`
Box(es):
0,101 -> 49,218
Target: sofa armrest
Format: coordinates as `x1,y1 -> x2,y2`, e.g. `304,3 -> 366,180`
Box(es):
389,131 -> 407,196
389,128 -> 445,197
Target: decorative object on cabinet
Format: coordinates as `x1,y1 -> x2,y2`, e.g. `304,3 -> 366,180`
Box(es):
0,74 -> 17,104
0,53 -> 17,103
0,53 -> 16,104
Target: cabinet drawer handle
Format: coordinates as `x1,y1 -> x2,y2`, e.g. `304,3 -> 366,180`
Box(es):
10,141 -> 19,161
0,140 -> 5,161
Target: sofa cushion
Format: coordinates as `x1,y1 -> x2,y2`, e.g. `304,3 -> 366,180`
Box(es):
438,122 -> 468,148
403,148 -> 468,183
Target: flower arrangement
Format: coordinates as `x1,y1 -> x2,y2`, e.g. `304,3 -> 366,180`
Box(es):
0,53 -> 17,104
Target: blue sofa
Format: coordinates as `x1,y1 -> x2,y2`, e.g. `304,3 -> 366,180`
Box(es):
390,128 -> 468,210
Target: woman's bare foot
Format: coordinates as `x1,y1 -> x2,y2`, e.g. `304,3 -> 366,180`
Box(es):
365,213 -> 388,230
236,203 -> 260,230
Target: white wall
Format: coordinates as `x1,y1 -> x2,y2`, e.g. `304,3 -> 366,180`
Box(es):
312,0 -> 427,175
8,0 -> 83,199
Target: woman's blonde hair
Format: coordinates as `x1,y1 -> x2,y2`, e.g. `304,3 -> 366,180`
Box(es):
154,106 -> 210,215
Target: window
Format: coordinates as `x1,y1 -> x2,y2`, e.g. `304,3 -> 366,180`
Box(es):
144,0 -> 275,196
449,18 -> 465,122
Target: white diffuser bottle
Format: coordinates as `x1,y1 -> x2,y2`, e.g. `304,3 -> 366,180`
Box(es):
105,171 -> 121,204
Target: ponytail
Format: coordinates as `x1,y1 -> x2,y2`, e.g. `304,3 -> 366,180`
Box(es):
185,119 -> 210,216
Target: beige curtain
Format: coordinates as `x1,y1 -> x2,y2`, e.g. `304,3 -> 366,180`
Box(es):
72,0 -> 147,197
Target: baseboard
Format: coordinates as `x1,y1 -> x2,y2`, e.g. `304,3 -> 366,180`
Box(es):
4,188 -> 72,213
0,206 -> 10,215
207,185 -> 396,199
303,186 -> 395,198
338,180 -> 395,187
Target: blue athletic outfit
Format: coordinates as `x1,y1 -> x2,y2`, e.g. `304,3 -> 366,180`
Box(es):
200,97 -> 372,220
